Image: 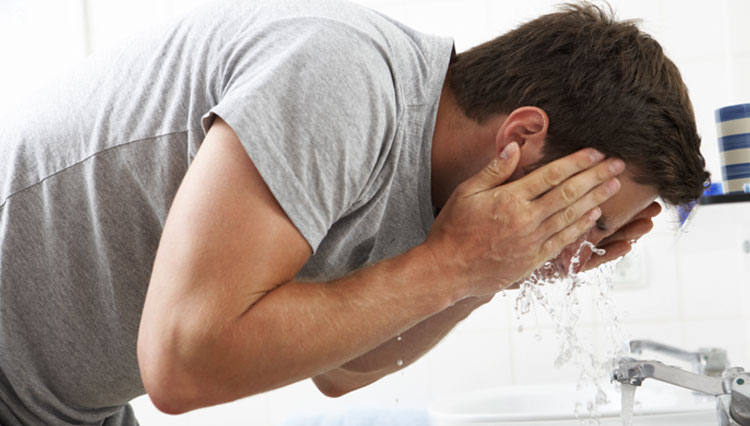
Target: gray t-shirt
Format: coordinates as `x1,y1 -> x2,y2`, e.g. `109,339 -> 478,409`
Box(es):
0,0 -> 452,424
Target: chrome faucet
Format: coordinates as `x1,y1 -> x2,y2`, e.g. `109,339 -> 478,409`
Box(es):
629,339 -> 729,376
612,357 -> 726,395
612,358 -> 750,425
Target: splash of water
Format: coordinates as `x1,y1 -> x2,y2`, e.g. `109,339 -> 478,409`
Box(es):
513,241 -> 631,424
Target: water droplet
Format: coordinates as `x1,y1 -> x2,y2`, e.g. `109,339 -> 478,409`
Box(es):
515,296 -> 531,314
534,333 -> 542,341
595,388 -> 608,405
396,335 -> 402,342
396,359 -> 403,367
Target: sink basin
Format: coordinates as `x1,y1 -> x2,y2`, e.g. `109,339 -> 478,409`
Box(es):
429,381 -> 717,425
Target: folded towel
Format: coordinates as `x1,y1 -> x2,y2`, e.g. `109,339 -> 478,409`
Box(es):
281,408 -> 430,426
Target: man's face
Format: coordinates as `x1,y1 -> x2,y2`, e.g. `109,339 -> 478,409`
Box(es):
554,169 -> 659,274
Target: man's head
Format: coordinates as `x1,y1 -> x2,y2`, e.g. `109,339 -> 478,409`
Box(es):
432,1 -> 711,274
447,2 -> 710,208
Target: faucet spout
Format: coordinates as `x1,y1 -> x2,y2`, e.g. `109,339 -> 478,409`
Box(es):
612,358 -> 727,396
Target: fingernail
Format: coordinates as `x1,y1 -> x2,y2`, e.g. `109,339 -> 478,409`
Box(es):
500,142 -> 518,160
590,207 -> 602,221
589,149 -> 605,162
605,178 -> 620,193
609,158 -> 625,173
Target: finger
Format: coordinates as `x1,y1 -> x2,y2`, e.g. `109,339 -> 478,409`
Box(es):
585,215 -> 657,271
539,207 -> 601,261
584,240 -> 631,270
634,201 -> 662,220
596,217 -> 654,248
536,176 -> 620,240
464,142 -> 521,192
534,158 -> 624,222
516,148 -> 606,200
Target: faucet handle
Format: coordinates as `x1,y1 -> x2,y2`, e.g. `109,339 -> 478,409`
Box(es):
629,339 -> 696,360
629,339 -> 729,377
726,371 -> 750,426
700,347 -> 730,377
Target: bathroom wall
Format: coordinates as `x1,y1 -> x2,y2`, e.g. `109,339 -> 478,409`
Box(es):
1,1 -> 749,425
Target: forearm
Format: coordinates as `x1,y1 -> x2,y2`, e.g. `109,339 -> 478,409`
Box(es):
145,244 -> 458,412
141,135 -> 619,414
312,294 -> 493,396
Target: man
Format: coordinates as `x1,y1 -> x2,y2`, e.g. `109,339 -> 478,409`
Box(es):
0,0 -> 708,424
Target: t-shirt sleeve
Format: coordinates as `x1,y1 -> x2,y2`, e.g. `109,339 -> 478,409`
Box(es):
203,18 -> 399,252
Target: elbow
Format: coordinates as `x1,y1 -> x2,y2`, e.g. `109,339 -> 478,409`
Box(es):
312,372 -> 361,398
146,388 -> 193,416
137,324 -> 207,415
138,345 -> 201,415
313,377 -> 349,398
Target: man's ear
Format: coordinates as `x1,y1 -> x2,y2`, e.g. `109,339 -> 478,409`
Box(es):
495,107 -> 549,180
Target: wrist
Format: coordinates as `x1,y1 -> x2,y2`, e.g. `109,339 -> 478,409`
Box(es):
411,242 -> 467,308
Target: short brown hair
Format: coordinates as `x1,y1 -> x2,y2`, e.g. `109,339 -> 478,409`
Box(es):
448,2 -> 710,206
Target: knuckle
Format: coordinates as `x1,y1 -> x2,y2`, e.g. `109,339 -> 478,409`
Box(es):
543,165 -> 564,187
518,216 -> 535,232
482,164 -> 499,180
576,149 -> 597,169
504,192 -> 524,211
494,188 -> 512,204
509,206 -> 532,230
562,205 -> 578,224
578,214 -> 595,232
595,184 -> 613,201
540,238 -> 557,257
560,182 -> 578,203
505,197 -> 538,232
597,164 -> 613,180
576,156 -> 590,170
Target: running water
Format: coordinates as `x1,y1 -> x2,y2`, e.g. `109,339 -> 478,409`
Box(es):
620,383 -> 637,426
513,240 -> 631,425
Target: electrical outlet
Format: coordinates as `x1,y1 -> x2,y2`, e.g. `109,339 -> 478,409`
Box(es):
613,248 -> 647,289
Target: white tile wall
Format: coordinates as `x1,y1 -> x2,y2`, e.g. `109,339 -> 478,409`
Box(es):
402,0 -> 493,52
730,55 -> 750,106
676,58 -> 735,178
607,0 -> 664,40
660,0 -> 732,61
683,318 -> 747,366
509,324 -> 596,385
727,0 -> 750,55
486,0 -> 560,37
3,0 -> 750,425
0,0 -> 87,115
610,232 -> 682,323
421,328 -> 514,399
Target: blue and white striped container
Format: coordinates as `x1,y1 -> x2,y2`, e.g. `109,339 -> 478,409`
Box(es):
715,103 -> 750,193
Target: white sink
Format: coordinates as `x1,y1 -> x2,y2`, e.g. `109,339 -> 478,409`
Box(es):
429,382 -> 717,425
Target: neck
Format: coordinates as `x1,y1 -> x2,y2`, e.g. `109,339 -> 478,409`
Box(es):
430,80 -> 504,209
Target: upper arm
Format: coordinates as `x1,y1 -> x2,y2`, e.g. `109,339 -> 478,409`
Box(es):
208,21 -> 397,249
137,117 -> 311,408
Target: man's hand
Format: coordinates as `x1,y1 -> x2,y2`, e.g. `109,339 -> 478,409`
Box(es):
583,201 -> 662,271
424,142 -> 625,301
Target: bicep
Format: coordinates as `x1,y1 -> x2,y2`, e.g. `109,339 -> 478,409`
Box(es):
144,116 -> 311,324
